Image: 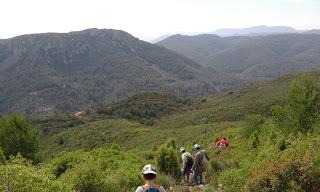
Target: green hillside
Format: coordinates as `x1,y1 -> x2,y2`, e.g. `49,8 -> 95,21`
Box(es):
37,71 -> 320,154
2,71 -> 320,192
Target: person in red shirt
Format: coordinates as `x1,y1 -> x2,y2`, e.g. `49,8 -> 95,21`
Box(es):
215,136 -> 229,149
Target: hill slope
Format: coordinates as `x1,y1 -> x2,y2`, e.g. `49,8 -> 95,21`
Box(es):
0,29 -> 242,115
158,33 -> 320,81
36,71 -> 320,154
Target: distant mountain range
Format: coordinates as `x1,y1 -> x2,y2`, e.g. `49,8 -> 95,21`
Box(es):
0,28 -> 242,115
210,25 -> 298,37
151,25 -> 320,42
157,33 -> 320,81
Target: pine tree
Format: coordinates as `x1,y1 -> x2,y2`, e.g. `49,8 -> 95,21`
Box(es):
0,113 -> 39,160
272,75 -> 319,134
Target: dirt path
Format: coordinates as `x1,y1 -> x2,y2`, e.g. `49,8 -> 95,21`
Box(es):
73,111 -> 83,118
170,184 -> 218,192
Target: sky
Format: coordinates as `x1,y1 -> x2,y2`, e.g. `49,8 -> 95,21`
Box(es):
1,0 -> 319,41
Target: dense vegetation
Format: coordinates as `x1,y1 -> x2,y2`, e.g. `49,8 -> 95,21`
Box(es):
1,72 -> 320,191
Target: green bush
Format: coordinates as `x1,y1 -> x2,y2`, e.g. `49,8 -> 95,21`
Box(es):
0,113 -> 39,161
218,168 -> 247,192
46,147 -> 146,192
156,174 -> 175,190
157,139 -> 181,179
48,151 -> 81,178
276,136 -> 291,151
244,150 -> 319,192
0,155 -> 72,192
244,114 -> 265,137
0,148 -> 5,165
115,169 -> 142,191
248,130 -> 259,149
272,75 -> 319,134
73,163 -> 113,192
314,156 -> 320,174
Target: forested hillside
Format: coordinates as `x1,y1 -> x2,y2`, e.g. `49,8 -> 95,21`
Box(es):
158,33 -> 320,81
0,29 -> 242,115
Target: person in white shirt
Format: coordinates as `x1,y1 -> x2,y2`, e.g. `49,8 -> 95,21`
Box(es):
135,164 -> 166,192
180,147 -> 193,185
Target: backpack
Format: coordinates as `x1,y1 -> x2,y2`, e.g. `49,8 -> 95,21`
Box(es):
186,154 -> 194,167
142,184 -> 160,192
201,151 -> 209,170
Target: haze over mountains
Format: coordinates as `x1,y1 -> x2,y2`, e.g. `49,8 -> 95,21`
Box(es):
210,25 -> 298,37
158,33 -> 320,81
151,25 -> 320,42
0,28 -> 241,115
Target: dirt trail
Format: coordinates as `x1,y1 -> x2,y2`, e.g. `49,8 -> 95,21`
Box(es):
73,111 -> 83,118
170,184 -> 219,192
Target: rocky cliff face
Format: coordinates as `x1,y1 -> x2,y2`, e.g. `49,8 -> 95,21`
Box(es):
0,29 -> 242,115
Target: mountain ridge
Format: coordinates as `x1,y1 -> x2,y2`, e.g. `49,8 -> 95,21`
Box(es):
157,33 -> 320,81
0,28 -> 242,115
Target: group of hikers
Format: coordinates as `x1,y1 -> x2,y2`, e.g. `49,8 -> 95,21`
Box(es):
135,136 -> 229,192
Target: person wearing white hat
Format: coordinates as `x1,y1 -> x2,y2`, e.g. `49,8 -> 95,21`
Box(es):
180,147 -> 193,185
135,164 -> 166,192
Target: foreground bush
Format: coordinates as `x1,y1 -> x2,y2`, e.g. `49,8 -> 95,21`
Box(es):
157,139 -> 181,179
47,147 -> 145,192
0,113 -> 39,161
0,155 -> 72,192
272,75 -> 319,134
244,147 -> 320,191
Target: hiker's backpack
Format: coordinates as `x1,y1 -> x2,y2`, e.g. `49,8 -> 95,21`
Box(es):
186,154 -> 194,167
142,184 -> 160,192
202,151 -> 209,170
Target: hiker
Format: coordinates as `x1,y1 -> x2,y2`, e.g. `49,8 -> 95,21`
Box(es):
215,136 -> 229,149
191,144 -> 209,185
180,147 -> 193,185
135,164 -> 166,192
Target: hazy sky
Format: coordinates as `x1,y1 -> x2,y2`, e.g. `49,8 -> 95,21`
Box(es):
1,0 -> 319,41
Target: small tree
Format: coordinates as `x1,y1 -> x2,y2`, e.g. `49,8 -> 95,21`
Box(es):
156,139 -> 181,179
272,75 -> 319,134
243,114 -> 265,137
248,130 -> 259,149
0,148 -> 5,165
0,113 -> 39,160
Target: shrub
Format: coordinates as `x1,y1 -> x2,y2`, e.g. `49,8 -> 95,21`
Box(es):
115,169 -> 142,191
276,136 -> 291,151
157,139 -> 181,179
248,130 -> 259,149
272,75 -> 319,134
206,159 -> 228,185
244,114 -> 265,137
244,150 -> 319,192
314,156 -> 320,174
156,174 -> 175,190
0,155 -> 72,192
0,113 -> 39,161
0,148 -> 5,165
48,151 -> 81,178
218,168 -> 247,192
73,163 -> 113,192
